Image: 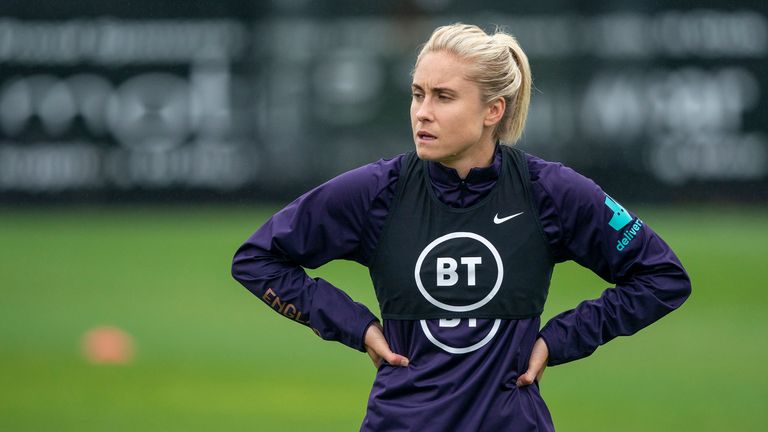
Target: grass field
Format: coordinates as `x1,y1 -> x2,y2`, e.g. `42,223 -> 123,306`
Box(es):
1,205 -> 766,431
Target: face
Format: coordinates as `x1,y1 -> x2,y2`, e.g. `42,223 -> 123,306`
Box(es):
410,51 -> 500,167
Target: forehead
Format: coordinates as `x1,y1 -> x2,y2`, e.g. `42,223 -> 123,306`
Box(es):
412,51 -> 476,91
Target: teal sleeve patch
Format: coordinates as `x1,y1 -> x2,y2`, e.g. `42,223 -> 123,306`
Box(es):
604,195 -> 633,231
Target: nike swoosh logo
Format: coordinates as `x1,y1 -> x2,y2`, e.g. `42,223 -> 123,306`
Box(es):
493,212 -> 524,224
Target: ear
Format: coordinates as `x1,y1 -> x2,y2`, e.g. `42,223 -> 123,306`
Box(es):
483,97 -> 506,127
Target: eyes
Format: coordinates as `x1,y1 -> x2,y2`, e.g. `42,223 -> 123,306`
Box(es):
411,92 -> 454,102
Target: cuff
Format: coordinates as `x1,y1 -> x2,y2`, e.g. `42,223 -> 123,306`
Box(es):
358,317 -> 381,353
311,278 -> 379,352
537,325 -> 564,366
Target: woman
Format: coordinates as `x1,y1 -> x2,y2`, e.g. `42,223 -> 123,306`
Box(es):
232,23 -> 691,431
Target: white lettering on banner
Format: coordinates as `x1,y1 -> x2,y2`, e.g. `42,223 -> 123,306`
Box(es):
436,257 -> 458,286
0,19 -> 246,65
0,69 -> 234,151
0,143 -> 252,191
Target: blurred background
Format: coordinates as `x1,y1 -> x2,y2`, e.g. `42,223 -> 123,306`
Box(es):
0,0 -> 766,431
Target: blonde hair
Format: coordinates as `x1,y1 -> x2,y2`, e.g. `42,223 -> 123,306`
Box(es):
414,23 -> 532,144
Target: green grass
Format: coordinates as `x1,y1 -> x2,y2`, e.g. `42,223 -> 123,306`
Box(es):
0,205 -> 766,431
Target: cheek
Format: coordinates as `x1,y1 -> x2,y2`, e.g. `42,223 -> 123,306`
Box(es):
450,105 -> 484,135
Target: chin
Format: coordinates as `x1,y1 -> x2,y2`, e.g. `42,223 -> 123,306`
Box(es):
414,142 -> 443,161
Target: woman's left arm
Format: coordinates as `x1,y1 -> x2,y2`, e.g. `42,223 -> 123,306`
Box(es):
531,159 -> 692,366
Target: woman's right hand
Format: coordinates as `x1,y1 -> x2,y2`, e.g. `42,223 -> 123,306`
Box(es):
364,321 -> 410,368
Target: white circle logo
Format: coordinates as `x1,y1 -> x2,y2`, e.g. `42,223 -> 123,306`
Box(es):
413,232 -> 504,312
419,319 -> 501,354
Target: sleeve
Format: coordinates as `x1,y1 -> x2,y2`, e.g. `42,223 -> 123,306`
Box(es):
532,160 -> 692,366
231,157 -> 400,352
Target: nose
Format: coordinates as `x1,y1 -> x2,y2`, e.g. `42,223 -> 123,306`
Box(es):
415,97 -> 434,122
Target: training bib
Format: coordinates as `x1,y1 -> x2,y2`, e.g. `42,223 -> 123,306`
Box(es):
369,146 -> 554,320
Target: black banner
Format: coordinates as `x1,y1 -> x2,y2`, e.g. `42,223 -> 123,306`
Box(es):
1,1 -> 766,202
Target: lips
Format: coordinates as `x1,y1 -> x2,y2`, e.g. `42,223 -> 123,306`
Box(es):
417,130 -> 437,140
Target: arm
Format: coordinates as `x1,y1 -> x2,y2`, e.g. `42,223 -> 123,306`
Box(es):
531,158 -> 692,366
231,157 -> 401,352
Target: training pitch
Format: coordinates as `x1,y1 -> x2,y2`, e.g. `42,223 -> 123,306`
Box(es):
0,205 -> 766,431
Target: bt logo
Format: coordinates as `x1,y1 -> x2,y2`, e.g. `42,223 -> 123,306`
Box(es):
414,232 -> 503,313
436,257 -> 482,286
414,232 -> 504,354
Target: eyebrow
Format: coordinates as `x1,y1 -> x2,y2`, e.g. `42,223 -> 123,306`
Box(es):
411,84 -> 458,95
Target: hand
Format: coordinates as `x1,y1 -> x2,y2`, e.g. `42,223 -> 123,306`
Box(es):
364,321 -> 410,368
516,337 -> 548,387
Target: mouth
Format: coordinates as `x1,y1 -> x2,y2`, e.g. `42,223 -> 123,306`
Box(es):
416,130 -> 437,141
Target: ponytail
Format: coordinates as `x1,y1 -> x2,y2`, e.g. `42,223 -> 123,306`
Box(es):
491,32 -> 532,144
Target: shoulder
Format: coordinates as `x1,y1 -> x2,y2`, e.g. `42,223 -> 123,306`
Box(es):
297,154 -> 405,217
313,153 -> 407,200
522,152 -> 614,261
525,152 -> 605,212
526,153 -> 599,194
267,152 -> 408,250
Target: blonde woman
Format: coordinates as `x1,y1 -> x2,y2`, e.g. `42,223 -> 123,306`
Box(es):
232,23 -> 691,431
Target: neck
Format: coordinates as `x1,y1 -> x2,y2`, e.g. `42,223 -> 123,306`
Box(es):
440,139 -> 496,179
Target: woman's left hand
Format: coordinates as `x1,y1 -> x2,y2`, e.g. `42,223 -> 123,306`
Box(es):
516,337 -> 548,387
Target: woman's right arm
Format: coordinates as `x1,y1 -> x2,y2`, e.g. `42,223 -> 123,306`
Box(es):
231,156 -> 402,352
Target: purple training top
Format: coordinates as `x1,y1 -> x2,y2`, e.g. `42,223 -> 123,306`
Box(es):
231,144 -> 691,431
